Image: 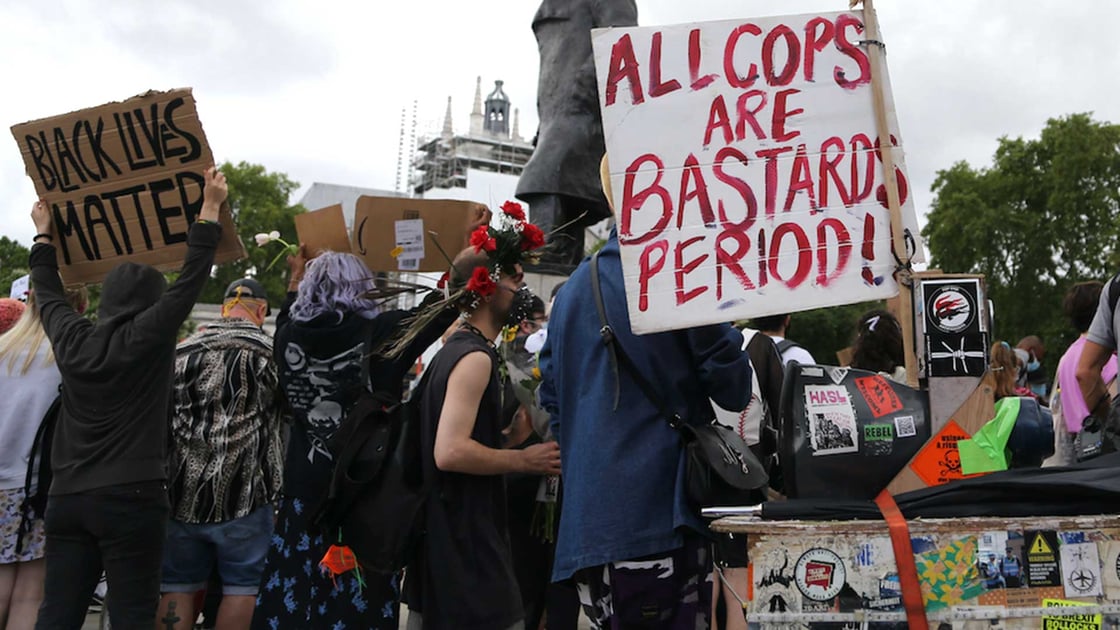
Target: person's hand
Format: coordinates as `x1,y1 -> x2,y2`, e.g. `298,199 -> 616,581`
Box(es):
468,203 -> 492,231
286,243 -> 308,291
31,198 -> 52,236
502,406 -> 535,448
519,441 -> 561,475
200,167 -> 227,222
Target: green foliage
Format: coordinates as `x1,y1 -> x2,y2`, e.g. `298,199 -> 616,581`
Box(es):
197,161 -> 305,306
923,113 -> 1120,363
0,237 -> 30,297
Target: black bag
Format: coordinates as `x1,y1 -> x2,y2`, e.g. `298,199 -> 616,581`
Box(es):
17,391 -> 61,556
1074,274 -> 1120,462
679,422 -> 768,506
314,376 -> 431,574
589,252 -> 768,507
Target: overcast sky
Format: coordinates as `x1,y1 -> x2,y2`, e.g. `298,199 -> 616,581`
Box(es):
2,0 -> 1118,247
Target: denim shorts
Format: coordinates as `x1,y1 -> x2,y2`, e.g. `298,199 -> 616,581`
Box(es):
160,504 -> 273,595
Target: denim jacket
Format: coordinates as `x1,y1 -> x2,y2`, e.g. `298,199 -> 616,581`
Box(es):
539,233 -> 751,580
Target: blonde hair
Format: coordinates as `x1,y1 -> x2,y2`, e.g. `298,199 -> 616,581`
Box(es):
0,287 -> 88,376
984,341 -> 1020,400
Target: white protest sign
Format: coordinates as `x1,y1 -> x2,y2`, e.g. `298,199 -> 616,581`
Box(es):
592,11 -> 924,334
9,274 -> 29,300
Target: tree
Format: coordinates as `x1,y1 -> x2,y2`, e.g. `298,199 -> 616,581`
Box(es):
923,113 -> 1120,359
0,237 -> 30,298
197,161 -> 305,306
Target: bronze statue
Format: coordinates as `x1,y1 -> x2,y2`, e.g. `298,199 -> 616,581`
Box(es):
516,0 -> 638,274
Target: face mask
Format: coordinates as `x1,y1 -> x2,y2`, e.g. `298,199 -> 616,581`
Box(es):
1027,359 -> 1041,373
505,286 -> 537,328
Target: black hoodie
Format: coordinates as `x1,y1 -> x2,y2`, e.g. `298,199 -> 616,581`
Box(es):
29,222 -> 222,495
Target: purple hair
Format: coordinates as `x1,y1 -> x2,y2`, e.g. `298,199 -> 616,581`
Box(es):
289,252 -> 381,323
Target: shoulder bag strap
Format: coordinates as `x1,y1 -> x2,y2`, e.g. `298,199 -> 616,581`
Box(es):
591,251 -> 683,431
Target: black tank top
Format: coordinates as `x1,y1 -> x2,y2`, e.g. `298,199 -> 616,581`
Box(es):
404,330 -> 523,630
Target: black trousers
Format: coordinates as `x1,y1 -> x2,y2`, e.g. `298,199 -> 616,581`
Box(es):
35,481 -> 170,630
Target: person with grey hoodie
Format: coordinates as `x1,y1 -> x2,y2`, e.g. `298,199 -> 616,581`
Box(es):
27,167 -> 227,630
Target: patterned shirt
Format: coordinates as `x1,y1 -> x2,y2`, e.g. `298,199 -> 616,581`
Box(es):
169,319 -> 284,523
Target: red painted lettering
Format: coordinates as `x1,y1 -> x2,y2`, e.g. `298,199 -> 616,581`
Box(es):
834,15 -> 871,90
816,218 -> 851,286
638,240 -> 669,311
818,136 -> 850,208
803,17 -> 835,82
689,28 -> 718,90
762,25 -> 800,86
724,24 -> 762,88
703,95 -> 734,148
675,236 -> 709,304
769,223 -> 811,288
605,34 -> 644,107
649,31 -> 682,98
620,154 -> 672,245
861,211 -> 877,285
771,88 -> 803,143
734,90 -> 768,141
755,146 -> 794,217
677,153 -> 716,229
712,147 -> 757,229
715,228 -> 755,299
849,134 -> 875,203
784,143 -> 816,212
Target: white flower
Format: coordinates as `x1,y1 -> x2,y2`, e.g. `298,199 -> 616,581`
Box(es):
254,233 -> 272,246
269,230 -> 281,240
525,329 -> 548,354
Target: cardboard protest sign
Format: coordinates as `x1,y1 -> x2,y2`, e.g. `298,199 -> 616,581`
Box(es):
10,89 -> 245,284
352,196 -> 488,272
294,204 -> 351,256
592,12 -> 924,334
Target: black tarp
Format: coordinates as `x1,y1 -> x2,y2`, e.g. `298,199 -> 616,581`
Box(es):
762,453 -> 1120,520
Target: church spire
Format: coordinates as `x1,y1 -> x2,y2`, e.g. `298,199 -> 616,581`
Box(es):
441,96 -> 454,139
511,107 -> 521,142
469,76 -> 484,136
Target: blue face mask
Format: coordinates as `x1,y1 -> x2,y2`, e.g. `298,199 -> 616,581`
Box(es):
1027,359 -> 1041,373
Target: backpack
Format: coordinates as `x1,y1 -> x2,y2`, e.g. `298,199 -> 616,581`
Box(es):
711,329 -> 783,491
775,338 -> 805,359
16,391 -> 61,556
713,330 -> 770,446
314,373 -> 431,574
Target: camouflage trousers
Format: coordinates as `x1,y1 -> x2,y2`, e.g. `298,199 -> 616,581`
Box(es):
575,534 -> 713,630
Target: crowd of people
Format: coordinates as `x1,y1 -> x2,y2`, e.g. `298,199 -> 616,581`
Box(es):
0,163 -> 1117,630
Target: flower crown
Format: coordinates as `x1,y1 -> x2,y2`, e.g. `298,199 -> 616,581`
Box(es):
381,200 -> 546,358
436,200 -> 545,310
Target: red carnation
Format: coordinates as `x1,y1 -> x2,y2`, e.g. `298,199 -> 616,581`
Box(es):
436,271 -> 449,290
469,225 -> 496,253
501,200 -> 526,222
520,223 -> 546,251
466,266 -> 496,296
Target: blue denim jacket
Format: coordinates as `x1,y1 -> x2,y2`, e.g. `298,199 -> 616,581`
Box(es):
539,233 -> 751,580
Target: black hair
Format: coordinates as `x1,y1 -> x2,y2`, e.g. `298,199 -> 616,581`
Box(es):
850,309 -> 904,374
752,313 -> 789,333
1064,281 -> 1104,333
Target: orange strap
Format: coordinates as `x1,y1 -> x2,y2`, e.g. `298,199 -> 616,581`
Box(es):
874,489 -> 928,630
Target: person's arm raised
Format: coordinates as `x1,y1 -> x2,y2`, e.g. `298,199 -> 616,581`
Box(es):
28,198 -> 91,349
130,167 -> 226,342
434,350 -> 561,476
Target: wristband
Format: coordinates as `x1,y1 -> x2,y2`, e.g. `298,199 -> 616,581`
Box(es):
195,219 -> 216,225
33,233 -> 53,242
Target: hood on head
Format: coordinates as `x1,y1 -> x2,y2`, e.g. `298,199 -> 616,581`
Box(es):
98,262 -> 167,321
